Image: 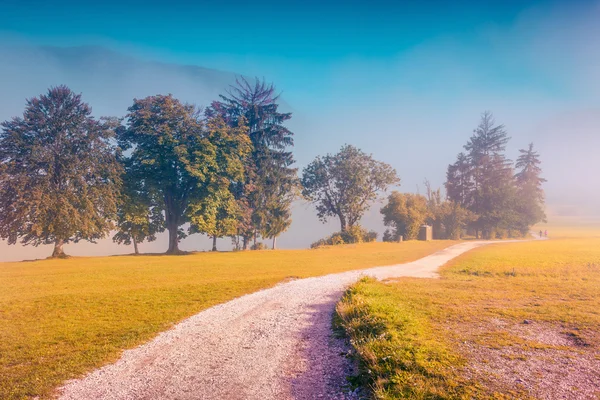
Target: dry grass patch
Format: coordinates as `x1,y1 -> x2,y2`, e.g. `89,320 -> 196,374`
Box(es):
0,240 -> 454,399
336,230 -> 600,399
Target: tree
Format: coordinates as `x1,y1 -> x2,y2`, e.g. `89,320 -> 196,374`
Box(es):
302,145 -> 399,231
188,188 -> 240,252
424,180 -> 444,238
208,78 -> 298,249
445,152 -> 473,208
448,112 -> 515,239
119,95 -> 251,254
260,187 -> 295,249
0,86 -> 121,258
514,143 -> 546,235
438,201 -> 475,240
381,192 -> 429,241
445,112 -> 545,239
112,168 -> 163,254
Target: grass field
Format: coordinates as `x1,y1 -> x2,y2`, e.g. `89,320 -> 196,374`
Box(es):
0,240 -> 455,399
336,226 -> 600,399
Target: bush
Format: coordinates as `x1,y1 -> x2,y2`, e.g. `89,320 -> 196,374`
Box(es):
251,242 -> 267,250
330,233 -> 345,245
311,225 -> 377,248
364,230 -> 378,242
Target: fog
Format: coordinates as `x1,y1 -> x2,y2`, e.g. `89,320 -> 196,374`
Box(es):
1,1 -> 599,261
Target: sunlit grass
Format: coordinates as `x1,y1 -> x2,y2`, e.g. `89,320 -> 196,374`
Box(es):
0,240 -> 454,399
336,227 -> 600,399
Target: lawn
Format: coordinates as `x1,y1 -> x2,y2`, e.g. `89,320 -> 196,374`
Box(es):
336,226 -> 600,399
0,240 -> 454,399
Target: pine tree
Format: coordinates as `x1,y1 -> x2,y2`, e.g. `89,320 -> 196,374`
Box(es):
464,112 -> 514,238
208,78 -> 298,249
514,143 -> 546,235
445,152 -> 474,208
0,86 -> 121,258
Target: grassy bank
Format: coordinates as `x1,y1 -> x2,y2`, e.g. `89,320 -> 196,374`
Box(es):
0,240 -> 454,399
336,231 -> 600,399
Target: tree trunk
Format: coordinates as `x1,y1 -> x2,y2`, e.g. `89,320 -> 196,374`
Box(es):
166,222 -> 180,254
272,236 -> 276,250
339,214 -> 347,232
133,237 -> 139,255
242,236 -> 248,250
51,239 -> 67,258
212,235 -> 217,252
164,192 -> 181,254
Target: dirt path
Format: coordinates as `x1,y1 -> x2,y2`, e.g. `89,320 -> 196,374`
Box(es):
58,240 -> 515,400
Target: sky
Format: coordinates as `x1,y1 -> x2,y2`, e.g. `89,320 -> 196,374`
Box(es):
1,0 -> 599,260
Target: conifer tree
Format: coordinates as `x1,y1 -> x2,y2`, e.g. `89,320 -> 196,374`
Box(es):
445,152 -> 473,208
445,112 -> 545,238
514,143 -> 546,235
208,78 -> 298,249
463,111 -> 514,238
0,86 -> 121,258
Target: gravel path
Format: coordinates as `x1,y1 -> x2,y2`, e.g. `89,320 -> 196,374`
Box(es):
58,241 -> 509,400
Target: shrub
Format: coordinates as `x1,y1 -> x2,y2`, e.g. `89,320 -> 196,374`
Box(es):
311,225 -> 377,248
364,230 -> 378,242
310,239 -> 327,249
330,233 -> 345,245
251,242 -> 267,250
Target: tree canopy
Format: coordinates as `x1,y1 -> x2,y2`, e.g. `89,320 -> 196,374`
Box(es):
208,78 -> 298,249
302,144 -> 399,232
381,192 -> 429,241
446,112 -> 546,238
112,166 -> 163,254
118,94 -> 251,254
0,86 -> 122,257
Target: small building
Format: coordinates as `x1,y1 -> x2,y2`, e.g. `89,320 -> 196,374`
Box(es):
418,225 -> 433,241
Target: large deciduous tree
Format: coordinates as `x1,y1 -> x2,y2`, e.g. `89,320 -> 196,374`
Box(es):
208,78 -> 298,249
112,166 -> 163,254
119,95 -> 251,254
0,86 -> 121,258
302,144 -> 399,232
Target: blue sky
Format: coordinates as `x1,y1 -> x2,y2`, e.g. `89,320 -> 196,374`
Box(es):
1,0 -> 588,110
1,0 -> 599,257
2,1 -> 545,56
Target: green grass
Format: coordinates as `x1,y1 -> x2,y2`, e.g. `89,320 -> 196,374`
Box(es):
0,240 -> 454,399
336,227 -> 600,399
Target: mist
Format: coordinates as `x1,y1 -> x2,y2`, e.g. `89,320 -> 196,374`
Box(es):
1,1 -> 599,261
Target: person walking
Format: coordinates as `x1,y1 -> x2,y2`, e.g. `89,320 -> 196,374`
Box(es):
539,230 -> 543,238
545,230 -> 548,238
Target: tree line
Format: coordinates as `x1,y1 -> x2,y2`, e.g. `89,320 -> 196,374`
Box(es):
0,80 -> 300,257
380,112 -> 546,241
0,83 -> 545,258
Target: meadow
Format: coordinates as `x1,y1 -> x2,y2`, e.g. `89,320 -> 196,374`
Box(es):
0,240 -> 454,399
336,225 -> 600,399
